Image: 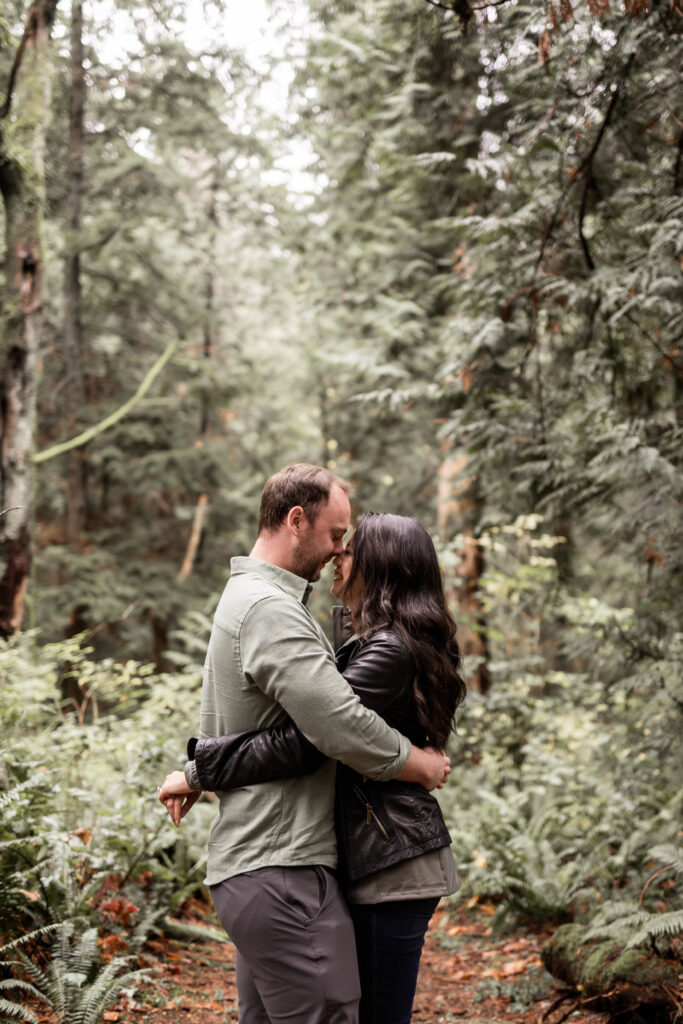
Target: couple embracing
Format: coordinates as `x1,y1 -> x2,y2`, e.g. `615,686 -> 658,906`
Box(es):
159,463 -> 466,1024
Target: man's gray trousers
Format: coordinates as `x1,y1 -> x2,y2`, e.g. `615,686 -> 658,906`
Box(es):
210,865 -> 360,1023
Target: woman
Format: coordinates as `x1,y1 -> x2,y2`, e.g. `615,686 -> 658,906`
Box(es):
160,513 -> 467,1024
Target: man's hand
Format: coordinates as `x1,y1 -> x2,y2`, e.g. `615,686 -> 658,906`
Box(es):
158,770 -> 201,827
397,744 -> 451,791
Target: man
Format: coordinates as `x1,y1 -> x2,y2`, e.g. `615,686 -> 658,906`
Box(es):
160,464 -> 449,1023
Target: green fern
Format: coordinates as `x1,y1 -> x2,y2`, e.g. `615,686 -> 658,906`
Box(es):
0,923 -> 62,956
0,922 -> 150,1024
0,772 -> 50,811
647,843 -> 683,881
586,903 -> 683,950
626,909 -> 683,948
0,996 -> 42,1024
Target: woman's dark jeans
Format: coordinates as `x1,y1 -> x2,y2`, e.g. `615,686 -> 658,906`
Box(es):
348,897 -> 440,1024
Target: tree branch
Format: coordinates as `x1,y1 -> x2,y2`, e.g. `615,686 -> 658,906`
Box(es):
0,12 -> 34,120
1,2 -> 59,120
177,494 -> 209,581
577,53 -> 635,271
33,338 -> 178,463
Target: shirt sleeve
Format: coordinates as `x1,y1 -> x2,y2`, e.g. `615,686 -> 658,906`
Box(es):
239,595 -> 411,780
183,760 -> 202,791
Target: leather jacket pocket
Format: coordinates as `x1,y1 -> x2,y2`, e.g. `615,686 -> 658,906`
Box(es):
351,783 -> 393,841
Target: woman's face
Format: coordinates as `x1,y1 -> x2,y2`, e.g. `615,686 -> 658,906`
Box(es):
331,535 -> 362,607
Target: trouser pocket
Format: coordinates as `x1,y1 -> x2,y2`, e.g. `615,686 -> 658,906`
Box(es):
283,865 -> 333,924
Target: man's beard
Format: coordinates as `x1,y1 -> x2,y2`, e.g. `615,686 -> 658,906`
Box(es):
292,533 -> 324,581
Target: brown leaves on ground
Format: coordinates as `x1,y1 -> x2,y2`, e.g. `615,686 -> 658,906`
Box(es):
96,902 -> 609,1024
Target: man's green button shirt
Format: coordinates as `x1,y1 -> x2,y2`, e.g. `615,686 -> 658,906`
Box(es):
200,556 -> 411,886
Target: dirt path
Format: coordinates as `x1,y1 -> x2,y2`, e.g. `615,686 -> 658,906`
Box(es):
110,904 -> 608,1024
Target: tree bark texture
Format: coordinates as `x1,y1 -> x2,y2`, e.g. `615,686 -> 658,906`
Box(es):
0,0 -> 59,635
64,0 -> 86,545
200,170 -> 219,437
437,440 -> 491,693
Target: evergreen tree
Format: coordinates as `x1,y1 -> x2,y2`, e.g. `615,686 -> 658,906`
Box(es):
0,0 -> 60,636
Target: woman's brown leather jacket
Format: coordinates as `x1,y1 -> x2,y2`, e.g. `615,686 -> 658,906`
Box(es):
188,628 -> 452,883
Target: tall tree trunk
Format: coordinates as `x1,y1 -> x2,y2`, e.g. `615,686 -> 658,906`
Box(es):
0,0 -> 59,636
437,440 -> 491,694
199,171 -> 218,437
64,0 -> 86,546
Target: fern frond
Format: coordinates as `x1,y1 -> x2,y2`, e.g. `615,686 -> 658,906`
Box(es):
586,909 -> 651,942
0,923 -> 61,957
0,772 -> 50,811
588,899 -> 641,927
0,997 -> 41,1024
647,843 -> 683,879
12,952 -> 50,994
0,981 -> 49,1004
626,909 -> 683,948
70,927 -> 99,976
77,959 -> 149,1024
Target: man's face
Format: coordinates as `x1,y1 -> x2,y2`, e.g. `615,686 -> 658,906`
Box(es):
292,484 -> 351,582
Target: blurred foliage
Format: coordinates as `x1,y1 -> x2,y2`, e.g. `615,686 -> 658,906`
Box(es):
438,515 -> 682,954
0,628 -> 212,1017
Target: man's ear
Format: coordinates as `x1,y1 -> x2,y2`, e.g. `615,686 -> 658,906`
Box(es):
286,505 -> 306,536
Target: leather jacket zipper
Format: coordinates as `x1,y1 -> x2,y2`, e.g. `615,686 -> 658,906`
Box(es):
352,784 -> 390,840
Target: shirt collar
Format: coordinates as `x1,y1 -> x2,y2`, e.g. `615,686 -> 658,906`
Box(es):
230,556 -> 313,606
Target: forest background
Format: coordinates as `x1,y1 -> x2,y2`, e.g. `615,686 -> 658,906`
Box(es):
0,0 -> 681,1021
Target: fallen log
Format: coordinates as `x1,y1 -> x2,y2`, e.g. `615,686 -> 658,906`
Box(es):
541,923 -> 680,1021
162,916 -> 232,945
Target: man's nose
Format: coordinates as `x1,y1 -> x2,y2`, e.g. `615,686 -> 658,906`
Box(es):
332,540 -> 344,557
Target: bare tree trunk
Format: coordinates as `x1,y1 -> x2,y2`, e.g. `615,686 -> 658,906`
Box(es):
64,0 -> 86,546
199,172 -> 218,437
437,440 -> 491,693
0,0 -> 59,636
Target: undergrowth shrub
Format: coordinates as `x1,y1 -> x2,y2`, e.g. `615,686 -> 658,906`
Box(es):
439,517 -> 682,953
0,922 -> 149,1024
0,631 -> 213,1019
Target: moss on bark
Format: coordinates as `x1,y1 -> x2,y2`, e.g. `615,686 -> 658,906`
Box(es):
541,923 -> 680,1021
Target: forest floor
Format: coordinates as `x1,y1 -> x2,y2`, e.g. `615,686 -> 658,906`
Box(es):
103,900 -> 609,1024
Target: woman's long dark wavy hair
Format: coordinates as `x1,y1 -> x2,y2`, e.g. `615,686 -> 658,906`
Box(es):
342,512 -> 467,749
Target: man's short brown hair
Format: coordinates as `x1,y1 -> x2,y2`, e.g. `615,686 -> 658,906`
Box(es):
257,463 -> 352,534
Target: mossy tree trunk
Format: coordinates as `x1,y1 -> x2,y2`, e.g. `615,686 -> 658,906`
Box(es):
437,438 -> 491,694
0,0 -> 59,635
64,0 -> 86,547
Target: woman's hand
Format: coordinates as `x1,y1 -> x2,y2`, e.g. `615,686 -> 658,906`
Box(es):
425,746 -> 451,789
398,744 -> 451,790
158,770 -> 201,826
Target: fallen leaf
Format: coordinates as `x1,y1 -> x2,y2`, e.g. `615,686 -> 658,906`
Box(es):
98,935 -> 130,959
100,897 -> 140,926
501,959 -> 529,976
502,939 -> 533,953
18,889 -> 40,901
